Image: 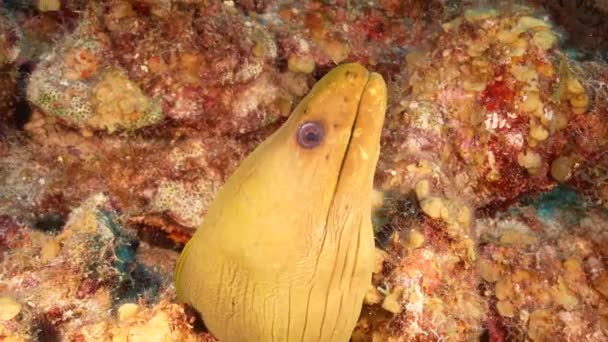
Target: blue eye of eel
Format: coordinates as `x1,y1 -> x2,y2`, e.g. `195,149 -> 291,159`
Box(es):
296,121 -> 324,148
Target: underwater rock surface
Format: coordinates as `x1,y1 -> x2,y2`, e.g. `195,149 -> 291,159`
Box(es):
0,1 -> 607,341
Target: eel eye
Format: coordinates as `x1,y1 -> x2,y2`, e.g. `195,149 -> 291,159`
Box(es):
296,121 -> 324,148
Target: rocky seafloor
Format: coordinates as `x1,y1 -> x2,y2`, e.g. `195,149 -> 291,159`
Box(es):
0,0 -> 607,341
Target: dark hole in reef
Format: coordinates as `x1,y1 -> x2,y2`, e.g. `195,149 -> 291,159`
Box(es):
14,62 -> 35,129
312,64 -> 336,80
14,100 -> 32,129
479,329 -> 490,342
183,303 -> 210,334
113,263 -> 163,305
372,191 -> 421,248
2,0 -> 37,12
276,57 -> 288,72
33,315 -> 61,342
33,214 -> 66,234
136,227 -> 185,252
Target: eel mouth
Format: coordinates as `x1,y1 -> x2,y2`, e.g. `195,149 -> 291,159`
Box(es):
324,68 -> 387,221
335,70 -> 386,185
336,72 -> 375,182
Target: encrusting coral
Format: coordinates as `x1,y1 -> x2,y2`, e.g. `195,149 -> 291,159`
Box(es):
377,5 -> 608,214
476,187 -> 608,341
26,6 -> 163,133
0,193 -> 203,341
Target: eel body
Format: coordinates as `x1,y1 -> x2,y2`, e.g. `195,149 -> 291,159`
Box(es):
175,63 -> 387,341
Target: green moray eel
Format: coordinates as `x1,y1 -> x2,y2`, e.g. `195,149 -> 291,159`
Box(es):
175,63 -> 387,341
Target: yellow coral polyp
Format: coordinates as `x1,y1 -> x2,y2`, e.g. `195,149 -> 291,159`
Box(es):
517,150 -> 542,174
528,309 -> 555,341
287,54 -> 315,74
551,156 -> 573,182
520,92 -> 541,112
89,69 -> 156,133
420,196 -> 447,219
414,179 -> 431,200
496,300 -> 516,318
531,31 -> 557,51
497,30 -> 518,44
529,124 -> 549,141
514,16 -> 551,34
566,78 -> 585,95
495,276 -> 514,301
569,93 -> 589,110
511,64 -> 538,83
477,258 -> 502,283
550,277 -> 579,310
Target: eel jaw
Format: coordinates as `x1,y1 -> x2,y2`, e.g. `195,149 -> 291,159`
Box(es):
335,71 -> 387,193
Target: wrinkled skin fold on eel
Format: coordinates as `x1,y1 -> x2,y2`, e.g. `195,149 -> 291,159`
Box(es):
175,63 -> 387,342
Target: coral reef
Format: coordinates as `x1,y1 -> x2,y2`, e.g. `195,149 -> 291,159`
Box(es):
0,9 -> 19,124
377,5 -> 608,215
0,130 -> 248,235
0,193 -> 213,340
22,0 -> 457,136
355,216 -> 486,341
0,1 -> 607,341
567,61 -> 608,205
102,0 -> 283,134
26,8 -> 164,133
354,186 -> 608,341
476,187 -> 608,341
529,0 -> 608,60
245,0 -> 451,75
2,195 -> 133,339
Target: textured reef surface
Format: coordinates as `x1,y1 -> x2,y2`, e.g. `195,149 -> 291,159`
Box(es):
0,0 -> 607,341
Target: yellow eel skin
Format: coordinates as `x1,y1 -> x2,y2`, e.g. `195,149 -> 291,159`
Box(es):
175,63 -> 387,342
